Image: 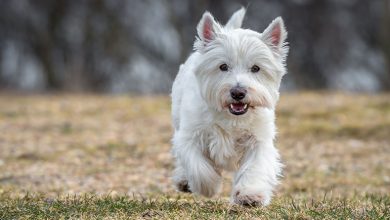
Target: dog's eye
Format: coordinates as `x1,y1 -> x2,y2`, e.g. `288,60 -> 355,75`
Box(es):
219,64 -> 228,71
251,65 -> 260,73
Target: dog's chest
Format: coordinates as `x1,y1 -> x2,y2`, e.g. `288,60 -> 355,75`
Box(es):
206,126 -> 256,171
235,131 -> 257,148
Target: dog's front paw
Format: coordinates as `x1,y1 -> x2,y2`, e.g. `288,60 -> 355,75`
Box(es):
232,189 -> 271,206
175,180 -> 192,193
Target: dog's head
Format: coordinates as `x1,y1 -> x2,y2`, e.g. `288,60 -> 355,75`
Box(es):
193,8 -> 288,116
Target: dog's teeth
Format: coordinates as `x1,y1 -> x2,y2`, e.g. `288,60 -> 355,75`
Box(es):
244,104 -> 248,109
230,104 -> 234,109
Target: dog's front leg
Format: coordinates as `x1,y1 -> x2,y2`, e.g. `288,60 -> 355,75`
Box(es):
231,140 -> 282,206
173,135 -> 222,197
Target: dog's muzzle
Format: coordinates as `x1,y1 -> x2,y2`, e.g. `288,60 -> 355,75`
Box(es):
230,87 -> 246,101
228,87 -> 249,115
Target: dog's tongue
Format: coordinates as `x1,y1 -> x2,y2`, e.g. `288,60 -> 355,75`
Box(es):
231,103 -> 246,111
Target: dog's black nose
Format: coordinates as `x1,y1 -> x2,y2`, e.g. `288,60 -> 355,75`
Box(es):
230,87 -> 247,101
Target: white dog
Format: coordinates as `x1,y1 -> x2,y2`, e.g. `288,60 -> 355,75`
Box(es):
171,7 -> 288,206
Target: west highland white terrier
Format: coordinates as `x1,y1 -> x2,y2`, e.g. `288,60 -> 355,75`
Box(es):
171,7 -> 288,206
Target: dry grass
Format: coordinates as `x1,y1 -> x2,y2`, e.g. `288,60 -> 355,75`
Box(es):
0,92 -> 389,219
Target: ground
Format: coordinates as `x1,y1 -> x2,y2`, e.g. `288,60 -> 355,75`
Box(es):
0,92 -> 389,219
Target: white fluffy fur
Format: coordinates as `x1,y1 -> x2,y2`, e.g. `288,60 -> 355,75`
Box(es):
171,8 -> 288,206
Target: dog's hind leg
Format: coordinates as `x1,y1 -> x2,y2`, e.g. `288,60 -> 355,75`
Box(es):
183,148 -> 222,197
172,163 -> 191,193
172,133 -> 222,197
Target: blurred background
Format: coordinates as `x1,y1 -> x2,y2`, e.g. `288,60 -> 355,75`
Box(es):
0,0 -> 389,93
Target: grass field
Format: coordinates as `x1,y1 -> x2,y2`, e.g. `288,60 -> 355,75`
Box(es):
0,92 -> 389,219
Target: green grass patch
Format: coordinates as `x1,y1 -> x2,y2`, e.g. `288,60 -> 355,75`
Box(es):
0,193 -> 389,219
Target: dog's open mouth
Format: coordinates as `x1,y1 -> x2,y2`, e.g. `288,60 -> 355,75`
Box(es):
228,102 -> 249,115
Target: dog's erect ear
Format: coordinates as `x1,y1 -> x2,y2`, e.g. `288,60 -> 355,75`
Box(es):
261,17 -> 289,59
197,11 -> 220,43
225,7 -> 246,29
